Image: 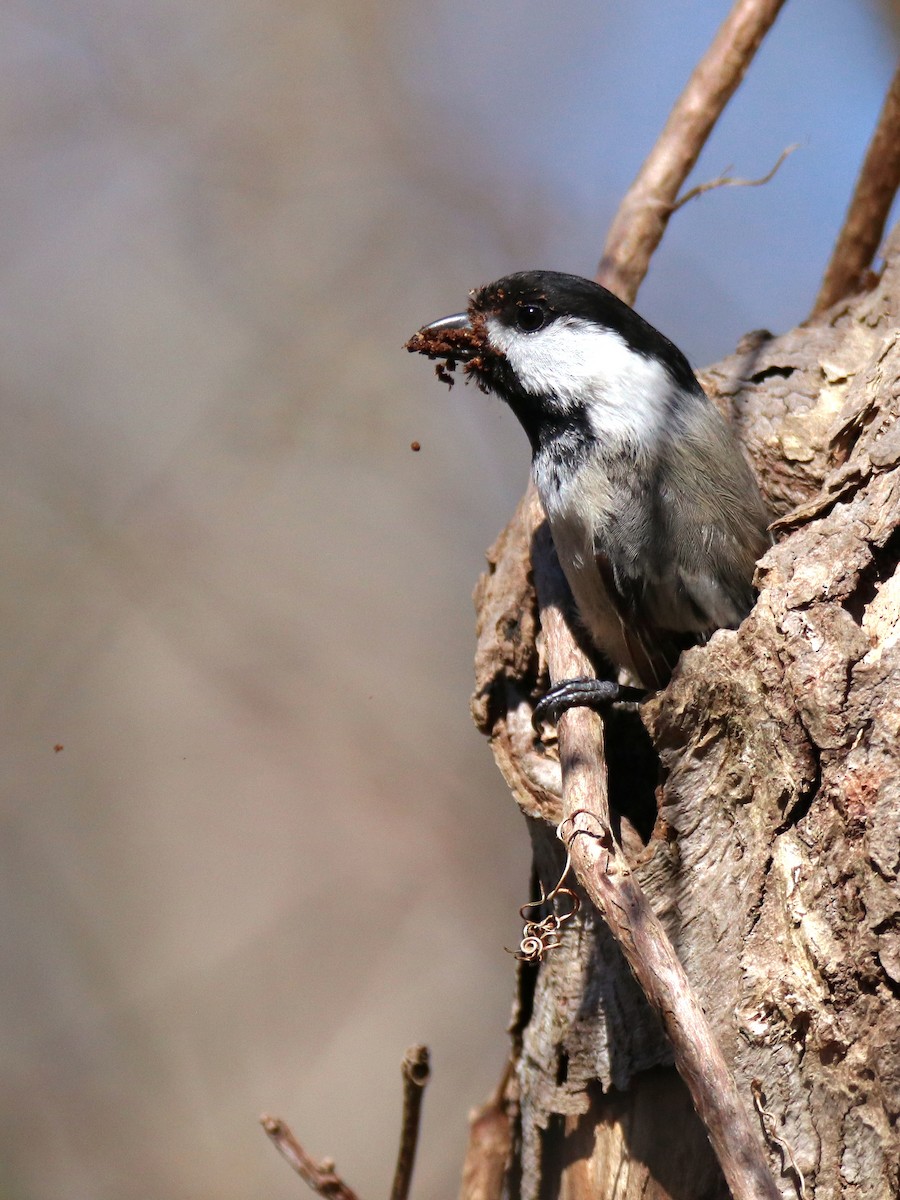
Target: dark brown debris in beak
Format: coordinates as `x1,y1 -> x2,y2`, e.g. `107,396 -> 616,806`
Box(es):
405,311 -> 485,388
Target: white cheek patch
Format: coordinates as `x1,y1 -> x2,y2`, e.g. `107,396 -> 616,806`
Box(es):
485,315 -> 673,448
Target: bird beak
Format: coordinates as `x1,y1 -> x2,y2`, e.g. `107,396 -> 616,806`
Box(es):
423,312 -> 471,335
406,311 -> 480,362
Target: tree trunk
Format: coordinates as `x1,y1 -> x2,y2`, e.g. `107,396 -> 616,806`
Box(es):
467,227 -> 900,1200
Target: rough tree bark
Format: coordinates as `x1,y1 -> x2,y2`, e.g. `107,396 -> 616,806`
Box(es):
464,224 -> 900,1199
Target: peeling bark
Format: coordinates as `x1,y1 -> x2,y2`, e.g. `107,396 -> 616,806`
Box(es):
467,229 -> 900,1200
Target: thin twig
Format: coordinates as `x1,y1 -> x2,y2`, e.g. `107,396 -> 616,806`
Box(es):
389,1045 -> 431,1200
260,1114 -> 361,1200
528,507 -> 780,1200
671,142 -> 798,213
597,0 -> 788,303
813,61 -> 900,316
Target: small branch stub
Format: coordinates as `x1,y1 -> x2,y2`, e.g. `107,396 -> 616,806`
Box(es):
390,1045 -> 431,1200
459,1062 -> 515,1200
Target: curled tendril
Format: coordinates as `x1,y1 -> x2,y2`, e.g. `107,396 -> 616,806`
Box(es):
556,811 -> 612,850
508,851 -> 581,963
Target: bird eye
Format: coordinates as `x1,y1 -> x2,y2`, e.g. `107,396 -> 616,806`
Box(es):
516,303 -> 545,333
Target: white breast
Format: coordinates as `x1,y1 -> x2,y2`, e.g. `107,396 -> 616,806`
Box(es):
532,451 -> 640,676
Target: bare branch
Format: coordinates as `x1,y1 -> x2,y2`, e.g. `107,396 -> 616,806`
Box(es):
812,60 -> 900,316
260,1115 -> 361,1200
389,1045 -> 431,1200
597,0 -> 788,303
671,142 -> 798,213
529,513 -> 781,1200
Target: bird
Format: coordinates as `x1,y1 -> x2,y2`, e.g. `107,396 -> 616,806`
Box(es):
406,270 -> 771,722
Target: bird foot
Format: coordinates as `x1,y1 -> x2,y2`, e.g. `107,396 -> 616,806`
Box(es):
532,677 -> 646,730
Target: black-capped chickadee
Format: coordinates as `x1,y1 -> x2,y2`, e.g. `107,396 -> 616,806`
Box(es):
407,271 -> 771,721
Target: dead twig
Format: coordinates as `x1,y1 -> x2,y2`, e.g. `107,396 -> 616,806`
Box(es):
260,1115 -> 361,1200
671,142 -> 798,212
262,1045 -> 431,1200
389,1045 -> 431,1200
597,0 -> 788,303
813,61 -> 900,315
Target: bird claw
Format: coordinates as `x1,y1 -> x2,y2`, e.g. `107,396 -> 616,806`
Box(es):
532,677 -> 646,730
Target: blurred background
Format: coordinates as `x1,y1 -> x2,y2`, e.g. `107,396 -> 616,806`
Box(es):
1,2 -> 898,1197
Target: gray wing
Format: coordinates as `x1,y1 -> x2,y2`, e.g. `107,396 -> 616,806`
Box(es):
599,399 -> 770,682
594,550 -> 694,689
660,397 -> 772,632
